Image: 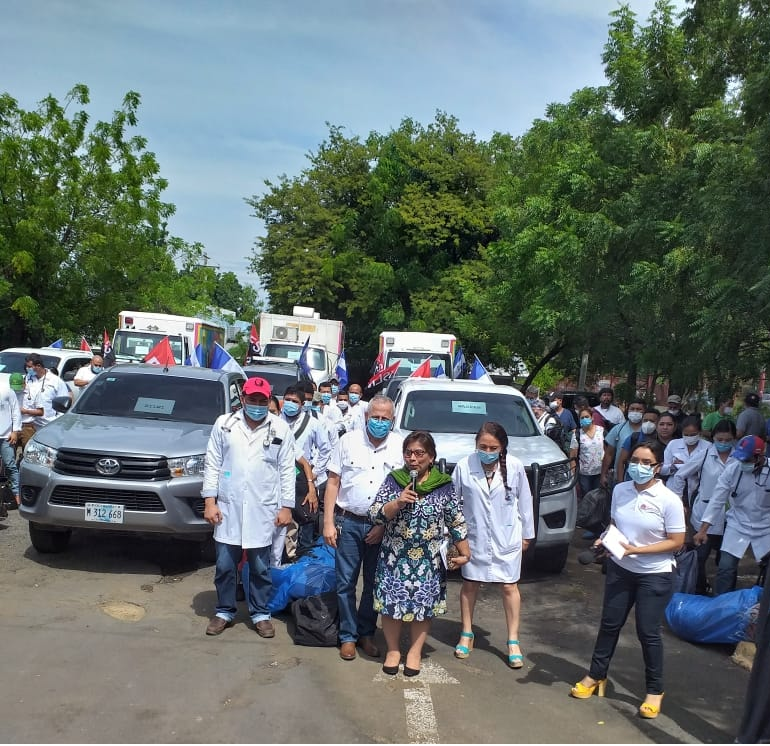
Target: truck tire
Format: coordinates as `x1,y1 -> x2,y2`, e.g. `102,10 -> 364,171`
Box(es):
29,522 -> 72,554
533,544 -> 569,574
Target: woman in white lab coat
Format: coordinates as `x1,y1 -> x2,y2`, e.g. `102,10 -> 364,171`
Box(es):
451,421 -> 535,669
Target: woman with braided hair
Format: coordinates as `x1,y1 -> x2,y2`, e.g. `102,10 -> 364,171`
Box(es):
451,421 -> 535,668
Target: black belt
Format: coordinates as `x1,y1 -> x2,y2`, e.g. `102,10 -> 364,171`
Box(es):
335,506 -> 372,523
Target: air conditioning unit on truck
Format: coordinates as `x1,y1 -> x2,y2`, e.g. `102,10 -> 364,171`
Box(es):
259,306 -> 344,386
112,311 -> 226,367
379,331 -> 457,379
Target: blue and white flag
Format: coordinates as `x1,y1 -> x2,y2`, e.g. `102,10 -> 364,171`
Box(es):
48,338 -> 63,349
298,336 -> 312,378
210,342 -> 246,376
335,349 -> 348,389
469,355 -> 494,385
433,362 -> 447,378
184,344 -> 203,367
453,346 -> 466,379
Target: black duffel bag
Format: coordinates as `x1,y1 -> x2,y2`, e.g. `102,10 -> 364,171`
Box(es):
291,591 -> 339,647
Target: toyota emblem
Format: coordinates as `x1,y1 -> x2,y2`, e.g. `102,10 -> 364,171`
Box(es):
95,457 -> 120,476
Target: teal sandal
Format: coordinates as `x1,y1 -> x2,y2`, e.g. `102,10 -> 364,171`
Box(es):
454,631 -> 474,659
507,639 -> 524,669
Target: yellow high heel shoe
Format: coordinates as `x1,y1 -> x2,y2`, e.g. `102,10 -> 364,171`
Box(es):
639,694 -> 664,719
570,678 -> 607,699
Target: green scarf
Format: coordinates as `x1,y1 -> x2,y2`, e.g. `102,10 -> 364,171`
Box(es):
391,466 -> 452,495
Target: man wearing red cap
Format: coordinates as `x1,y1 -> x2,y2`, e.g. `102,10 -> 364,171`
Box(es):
694,435 -> 770,595
201,376 -> 296,638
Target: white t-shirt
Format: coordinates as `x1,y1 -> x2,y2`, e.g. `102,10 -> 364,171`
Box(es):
609,478 -> 686,574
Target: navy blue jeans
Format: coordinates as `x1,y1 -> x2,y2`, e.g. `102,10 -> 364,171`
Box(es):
214,542 -> 272,623
589,560 -> 673,694
335,514 -> 380,643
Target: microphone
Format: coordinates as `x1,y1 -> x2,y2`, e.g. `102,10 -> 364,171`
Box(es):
409,469 -> 418,492
577,549 -> 596,565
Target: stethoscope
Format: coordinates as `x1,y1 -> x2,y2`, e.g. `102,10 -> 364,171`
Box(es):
220,413 -> 275,447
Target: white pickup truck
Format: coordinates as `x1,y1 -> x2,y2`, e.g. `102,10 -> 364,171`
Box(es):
390,378 -> 577,573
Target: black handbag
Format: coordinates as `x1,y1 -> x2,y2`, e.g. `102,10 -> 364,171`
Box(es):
291,591 -> 339,647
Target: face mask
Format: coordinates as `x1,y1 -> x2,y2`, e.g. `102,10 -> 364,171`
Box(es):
722,407 -> 733,415
627,462 -> 655,484
683,434 -> 700,446
349,393 -> 361,405
580,417 -> 592,428
740,461 -> 756,473
477,450 -> 500,465
641,421 -> 656,435
367,418 -> 391,439
311,405 -> 320,413
337,401 -> 349,411
282,401 -> 301,417
303,401 -> 312,411
321,393 -> 332,405
668,408 -> 679,416
714,440 -> 733,453
331,385 -> 339,395
91,366 -> 103,374
26,368 -> 35,381
526,398 -> 536,406
243,404 -> 268,421
628,411 -> 643,424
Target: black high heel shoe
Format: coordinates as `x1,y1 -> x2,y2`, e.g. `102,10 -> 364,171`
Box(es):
403,666 -> 420,677
382,663 -> 399,675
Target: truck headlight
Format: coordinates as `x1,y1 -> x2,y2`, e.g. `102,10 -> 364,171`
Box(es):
24,441 -> 58,468
168,455 -> 206,478
541,462 -> 572,494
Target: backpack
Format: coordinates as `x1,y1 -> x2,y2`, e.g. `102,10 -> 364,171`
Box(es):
291,591 -> 339,647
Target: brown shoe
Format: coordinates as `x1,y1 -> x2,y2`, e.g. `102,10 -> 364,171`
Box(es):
357,636 -> 381,658
339,641 -> 357,660
206,616 -> 232,636
255,620 -> 275,638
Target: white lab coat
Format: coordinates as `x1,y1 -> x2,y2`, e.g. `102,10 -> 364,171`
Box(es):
452,453 -> 535,583
201,411 -> 296,549
701,460 -> 770,561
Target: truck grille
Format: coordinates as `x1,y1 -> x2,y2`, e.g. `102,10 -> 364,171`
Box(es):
49,486 -> 165,512
54,449 -> 170,480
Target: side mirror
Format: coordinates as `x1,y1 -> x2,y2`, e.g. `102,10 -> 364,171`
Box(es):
52,395 -> 72,414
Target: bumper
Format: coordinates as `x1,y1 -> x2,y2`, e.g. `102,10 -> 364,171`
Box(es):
19,462 -> 212,537
535,485 -> 577,549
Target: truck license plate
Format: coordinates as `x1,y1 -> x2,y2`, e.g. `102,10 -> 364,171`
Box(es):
84,502 -> 124,524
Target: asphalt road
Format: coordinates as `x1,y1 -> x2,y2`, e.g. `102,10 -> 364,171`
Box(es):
0,510 -> 757,744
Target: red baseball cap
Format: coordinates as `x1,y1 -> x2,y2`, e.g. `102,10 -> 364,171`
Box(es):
242,376 -> 271,398
733,435 -> 765,462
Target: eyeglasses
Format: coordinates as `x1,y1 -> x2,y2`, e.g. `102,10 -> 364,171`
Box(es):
404,449 -> 427,458
629,458 -> 658,467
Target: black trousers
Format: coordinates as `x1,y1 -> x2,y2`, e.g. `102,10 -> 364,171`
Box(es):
589,560 -> 673,695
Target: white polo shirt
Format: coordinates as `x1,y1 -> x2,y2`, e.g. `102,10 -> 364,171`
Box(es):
328,428 -> 404,516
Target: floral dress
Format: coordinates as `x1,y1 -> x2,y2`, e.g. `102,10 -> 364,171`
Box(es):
368,473 -> 467,621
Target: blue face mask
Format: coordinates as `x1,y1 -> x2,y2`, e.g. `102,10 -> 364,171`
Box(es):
714,440 -> 733,453
91,366 -> 103,374
367,418 -> 391,439
331,385 -> 339,395
243,404 -> 268,422
580,417 -> 592,428
26,368 -> 35,381
311,405 -> 321,413
337,401 -> 349,411
627,462 -> 656,484
321,393 -> 332,405
477,450 -> 500,465
303,401 -> 312,411
349,393 -> 361,405
282,401 -> 301,417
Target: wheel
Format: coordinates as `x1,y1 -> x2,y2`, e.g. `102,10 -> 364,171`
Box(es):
28,522 -> 71,553
533,544 -> 569,574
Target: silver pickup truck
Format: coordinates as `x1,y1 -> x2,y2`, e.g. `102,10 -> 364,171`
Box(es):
390,378 -> 577,573
19,364 -> 244,554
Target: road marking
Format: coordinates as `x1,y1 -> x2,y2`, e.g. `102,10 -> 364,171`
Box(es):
374,659 -> 459,744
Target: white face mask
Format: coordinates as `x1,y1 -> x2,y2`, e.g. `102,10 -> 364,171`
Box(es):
722,406 -> 733,415
683,434 -> 700,446
628,411 -> 643,424
641,421 -> 657,435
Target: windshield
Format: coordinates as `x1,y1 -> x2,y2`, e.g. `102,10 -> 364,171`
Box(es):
386,352 -> 452,378
245,369 -> 298,397
262,343 -> 325,371
398,389 -> 538,436
113,331 -> 184,364
75,373 -> 225,424
0,351 -> 62,373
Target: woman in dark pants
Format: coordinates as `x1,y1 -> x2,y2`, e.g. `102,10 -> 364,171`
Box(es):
570,440 -> 686,719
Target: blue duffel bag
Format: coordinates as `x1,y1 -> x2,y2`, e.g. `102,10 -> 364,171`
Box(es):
665,585 -> 763,644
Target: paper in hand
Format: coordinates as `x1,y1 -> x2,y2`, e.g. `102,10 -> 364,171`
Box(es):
600,524 -> 630,561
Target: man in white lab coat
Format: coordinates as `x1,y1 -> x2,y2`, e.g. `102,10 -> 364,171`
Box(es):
202,376 -> 296,638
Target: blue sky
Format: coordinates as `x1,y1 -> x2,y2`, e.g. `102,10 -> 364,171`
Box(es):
3,0 -> 679,292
